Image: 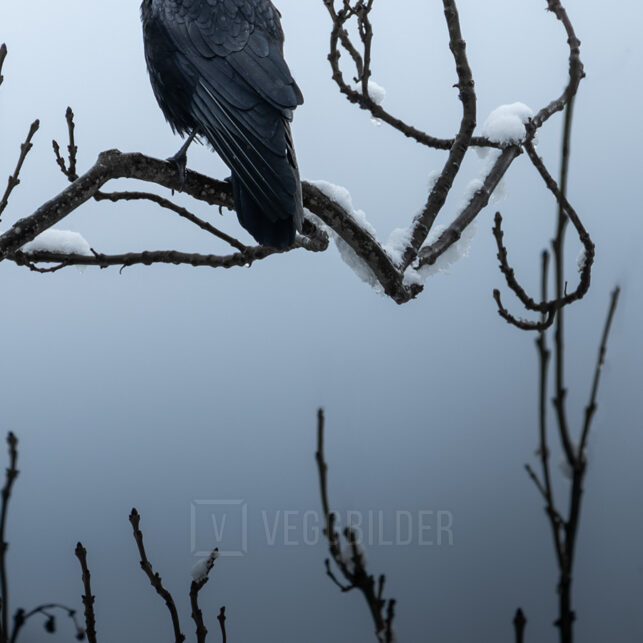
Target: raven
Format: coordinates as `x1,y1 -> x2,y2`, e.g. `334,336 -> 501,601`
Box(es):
141,0 -> 304,248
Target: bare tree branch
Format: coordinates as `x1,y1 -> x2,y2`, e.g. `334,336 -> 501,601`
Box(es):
322,0 -> 495,150
216,607 -> 227,643
398,0 -> 477,269
189,549 -> 218,643
52,107 -> 78,182
10,604 -> 85,643
74,543 -> 97,643
316,409 -> 396,643
0,121 -> 40,222
0,433 -> 18,643
0,44 -> 7,88
94,190 -> 247,251
513,608 -> 526,643
578,288 -> 620,456
129,509 -> 185,643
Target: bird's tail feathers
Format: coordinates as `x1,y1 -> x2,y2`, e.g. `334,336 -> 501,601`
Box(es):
232,174 -> 298,249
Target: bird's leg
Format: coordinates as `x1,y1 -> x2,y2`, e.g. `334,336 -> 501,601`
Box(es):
167,129 -> 198,192
219,175 -> 233,215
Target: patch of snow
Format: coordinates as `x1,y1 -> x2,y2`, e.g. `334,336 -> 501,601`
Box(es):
427,171 -> 441,192
191,549 -> 218,583
307,179 -> 382,292
577,249 -> 587,273
384,226 -> 413,267
418,223 -> 478,279
20,229 -> 92,256
354,79 -> 387,106
481,102 -> 534,146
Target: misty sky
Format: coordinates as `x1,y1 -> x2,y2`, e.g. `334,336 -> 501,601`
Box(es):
1,1 -> 643,641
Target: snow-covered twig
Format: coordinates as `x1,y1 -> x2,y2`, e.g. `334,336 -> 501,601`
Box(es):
189,549 -> 219,643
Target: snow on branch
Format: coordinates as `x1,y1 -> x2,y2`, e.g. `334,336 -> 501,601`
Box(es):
0,0 -> 594,320
20,229 -> 92,256
482,103 -> 534,146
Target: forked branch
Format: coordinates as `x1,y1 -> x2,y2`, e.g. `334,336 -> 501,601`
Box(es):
316,409 -> 396,643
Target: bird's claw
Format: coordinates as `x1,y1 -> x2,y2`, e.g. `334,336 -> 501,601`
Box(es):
167,151 -> 188,193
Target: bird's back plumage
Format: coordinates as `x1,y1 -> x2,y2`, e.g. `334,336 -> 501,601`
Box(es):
141,0 -> 304,248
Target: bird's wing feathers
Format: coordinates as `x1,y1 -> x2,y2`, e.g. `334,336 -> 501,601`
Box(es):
158,0 -> 303,110
154,0 -> 302,222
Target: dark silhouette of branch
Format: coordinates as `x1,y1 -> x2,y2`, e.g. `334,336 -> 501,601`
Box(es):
579,288 -> 620,455
11,604 -> 85,642
0,432 -> 85,643
399,0 -> 478,270
513,608 -> 526,643
94,190 -> 248,252
52,107 -> 78,182
531,1 -> 584,130
0,44 -> 7,88
216,607 -> 227,643
315,409 -> 396,643
513,95 -> 620,642
0,433 -> 18,642
0,120 -> 40,222
74,543 -> 97,643
189,548 -> 218,643
322,0 -> 495,150
129,509 -> 185,643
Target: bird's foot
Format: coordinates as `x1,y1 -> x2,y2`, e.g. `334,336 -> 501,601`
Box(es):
166,130 -> 198,193
167,150 -> 188,194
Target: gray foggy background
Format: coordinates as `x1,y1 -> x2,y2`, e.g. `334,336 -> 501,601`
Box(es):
1,1 -> 642,641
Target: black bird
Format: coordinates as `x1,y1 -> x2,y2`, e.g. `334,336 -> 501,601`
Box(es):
141,0 -> 304,248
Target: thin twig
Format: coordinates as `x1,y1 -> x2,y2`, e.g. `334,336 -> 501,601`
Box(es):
189,549 -> 218,643
94,190 -> 247,252
400,0 -> 478,269
0,121 -> 40,221
578,288 -> 621,456
129,509 -> 185,643
10,604 -> 85,643
52,107 -> 78,182
74,543 -> 97,643
513,608 -> 526,643
322,1 -> 495,150
316,409 -> 396,643
216,607 -> 227,643
0,44 -> 7,88
0,433 -> 19,643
